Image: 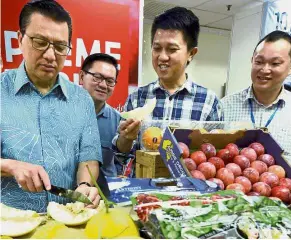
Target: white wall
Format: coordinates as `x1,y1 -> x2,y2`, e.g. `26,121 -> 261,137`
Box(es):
226,5 -> 263,95
141,21 -> 231,98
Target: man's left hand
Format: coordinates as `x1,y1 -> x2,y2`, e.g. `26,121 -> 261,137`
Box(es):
75,184 -> 101,209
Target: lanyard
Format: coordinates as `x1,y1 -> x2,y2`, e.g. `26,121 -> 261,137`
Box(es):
248,99 -> 281,128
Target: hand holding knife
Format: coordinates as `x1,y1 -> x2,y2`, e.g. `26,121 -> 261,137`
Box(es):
48,184 -> 93,205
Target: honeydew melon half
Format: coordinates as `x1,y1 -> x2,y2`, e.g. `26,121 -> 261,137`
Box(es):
0,217 -> 43,237
47,201 -> 104,226
120,98 -> 156,120
0,203 -> 42,237
0,203 -> 39,218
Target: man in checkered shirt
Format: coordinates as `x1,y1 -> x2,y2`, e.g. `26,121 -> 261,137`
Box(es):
114,7 -> 223,154
222,30 -> 291,163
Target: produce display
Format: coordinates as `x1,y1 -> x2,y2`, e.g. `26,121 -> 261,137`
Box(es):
2,125 -> 291,239
132,190 -> 291,239
178,141 -> 291,203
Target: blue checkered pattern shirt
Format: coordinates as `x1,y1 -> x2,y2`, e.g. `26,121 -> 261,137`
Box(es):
112,78 -> 223,154
125,78 -> 223,121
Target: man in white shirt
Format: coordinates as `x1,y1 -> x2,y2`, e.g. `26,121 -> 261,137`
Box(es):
222,30 -> 291,161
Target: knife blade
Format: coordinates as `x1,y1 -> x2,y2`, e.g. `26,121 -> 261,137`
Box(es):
48,185 -> 93,205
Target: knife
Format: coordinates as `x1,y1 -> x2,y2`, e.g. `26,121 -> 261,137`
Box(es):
48,185 -> 93,205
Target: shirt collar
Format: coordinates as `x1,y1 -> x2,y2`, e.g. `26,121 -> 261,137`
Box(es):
244,85 -> 286,107
14,61 -> 69,99
97,103 -> 110,118
152,75 -> 192,94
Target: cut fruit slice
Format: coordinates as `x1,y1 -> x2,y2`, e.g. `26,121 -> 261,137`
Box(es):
0,203 -> 39,218
0,203 -> 42,237
47,201 -> 104,226
120,98 -> 156,120
0,217 -> 42,237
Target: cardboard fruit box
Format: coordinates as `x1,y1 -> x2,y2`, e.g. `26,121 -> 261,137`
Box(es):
159,127 -> 291,178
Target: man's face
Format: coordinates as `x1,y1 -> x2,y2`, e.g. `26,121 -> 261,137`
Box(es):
80,61 -> 116,103
251,39 -> 291,94
152,29 -> 197,83
18,13 -> 69,83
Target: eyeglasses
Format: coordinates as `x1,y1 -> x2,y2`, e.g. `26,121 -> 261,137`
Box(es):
83,70 -> 117,87
25,34 -> 71,56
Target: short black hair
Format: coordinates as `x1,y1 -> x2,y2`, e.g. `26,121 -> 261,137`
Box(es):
151,6 -> 200,50
81,53 -> 119,79
19,0 -> 72,44
253,30 -> 291,57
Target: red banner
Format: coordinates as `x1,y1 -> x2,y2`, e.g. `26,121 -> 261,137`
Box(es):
1,0 -> 141,109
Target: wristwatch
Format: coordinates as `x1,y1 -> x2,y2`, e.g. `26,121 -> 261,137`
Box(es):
76,182 -> 91,188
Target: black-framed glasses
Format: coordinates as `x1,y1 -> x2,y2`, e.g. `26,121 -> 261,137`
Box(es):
25,34 -> 71,56
83,70 -> 117,87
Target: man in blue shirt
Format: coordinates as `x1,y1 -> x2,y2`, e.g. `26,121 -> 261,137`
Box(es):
80,53 -> 122,177
115,7 -> 223,153
1,0 -> 102,212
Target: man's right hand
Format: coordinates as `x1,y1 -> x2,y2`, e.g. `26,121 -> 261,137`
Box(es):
116,119 -> 141,153
118,118 -> 141,140
1,159 -> 51,192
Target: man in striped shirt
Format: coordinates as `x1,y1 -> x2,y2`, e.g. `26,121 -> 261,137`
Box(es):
222,31 -> 291,162
114,7 -> 223,154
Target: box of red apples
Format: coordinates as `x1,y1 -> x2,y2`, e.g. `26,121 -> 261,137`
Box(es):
159,127 -> 291,203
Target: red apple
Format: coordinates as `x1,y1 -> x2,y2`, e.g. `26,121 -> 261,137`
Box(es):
268,165 -> 286,179
190,170 -> 206,180
178,142 -> 190,158
243,168 -> 260,184
217,149 -> 233,164
208,157 -> 225,170
216,168 -> 234,187
225,143 -> 239,159
235,176 -> 252,193
200,143 -> 216,159
250,161 -> 268,175
182,158 -> 197,171
208,178 -> 224,190
252,182 -> 271,196
258,154 -> 275,167
271,186 -> 290,203
260,172 -> 279,188
190,151 -> 207,166
240,147 -> 257,163
247,191 -> 261,196
233,155 -> 251,170
249,142 -> 265,157
226,183 -> 245,193
226,163 -> 242,178
197,162 -> 216,179
279,178 -> 291,191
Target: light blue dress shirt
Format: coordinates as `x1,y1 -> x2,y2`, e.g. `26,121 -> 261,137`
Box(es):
1,62 -> 102,212
97,103 -> 120,177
